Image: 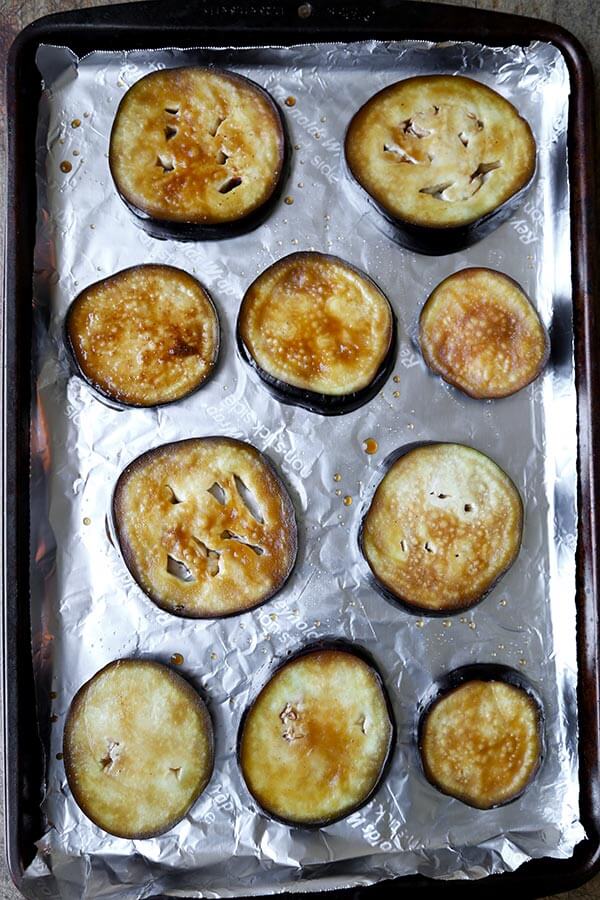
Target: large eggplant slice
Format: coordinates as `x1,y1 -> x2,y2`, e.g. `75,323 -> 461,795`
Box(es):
237,252 -> 396,415
63,659 -> 214,838
345,76 -> 536,255
238,643 -> 394,827
109,67 -> 287,240
419,268 -> 549,399
360,443 -> 522,615
65,265 -> 219,407
418,665 -> 543,809
113,437 -> 297,618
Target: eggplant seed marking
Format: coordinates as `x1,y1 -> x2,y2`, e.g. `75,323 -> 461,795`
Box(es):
169,766 -> 182,779
280,703 -> 305,742
221,530 -> 264,556
156,154 -> 175,173
100,740 -> 121,773
166,555 -> 195,582
166,484 -> 182,504
218,176 -> 243,194
208,116 -> 225,137
164,106 -> 180,115
164,125 -> 178,141
424,542 -> 436,554
207,481 -> 227,505
383,142 -> 418,164
234,475 -> 265,523
464,503 -> 473,512
419,181 -> 454,200
191,537 -> 221,576
216,150 -> 229,165
401,118 -> 432,139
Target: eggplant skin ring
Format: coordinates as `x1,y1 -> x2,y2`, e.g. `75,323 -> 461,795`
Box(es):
112,437 -> 297,619
419,268 -> 549,400
419,667 -> 543,809
65,265 -> 220,408
63,659 -> 214,839
237,252 -> 396,416
345,75 -> 536,254
109,67 -> 287,240
360,443 -> 523,614
238,645 -> 395,827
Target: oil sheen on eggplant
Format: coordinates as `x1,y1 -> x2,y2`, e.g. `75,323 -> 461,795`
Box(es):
63,659 -> 214,839
360,443 -> 523,614
112,437 -> 297,618
66,265 -> 220,407
419,667 -> 543,809
419,268 -> 549,399
238,645 -> 394,826
109,67 -> 287,240
237,252 -> 395,415
345,75 -> 536,254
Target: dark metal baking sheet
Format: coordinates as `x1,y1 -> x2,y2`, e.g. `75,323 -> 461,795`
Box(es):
4,1 -> 599,898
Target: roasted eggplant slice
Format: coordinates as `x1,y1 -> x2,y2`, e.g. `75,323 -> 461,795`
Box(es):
345,76 -> 536,254
360,443 -> 522,614
419,268 -> 548,399
66,265 -> 220,407
113,437 -> 297,618
238,644 -> 394,826
109,67 -> 287,240
237,252 -> 396,415
418,665 -> 543,809
63,659 -> 214,838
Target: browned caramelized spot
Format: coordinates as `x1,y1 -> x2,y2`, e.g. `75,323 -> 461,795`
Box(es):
420,269 -> 548,399
110,68 -> 284,224
421,680 -> 541,808
67,265 -> 219,407
239,253 -> 393,396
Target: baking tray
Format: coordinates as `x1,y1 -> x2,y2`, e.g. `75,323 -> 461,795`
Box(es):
4,1 -> 599,897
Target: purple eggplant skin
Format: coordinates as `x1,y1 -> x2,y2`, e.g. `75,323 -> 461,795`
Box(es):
236,638 -> 397,829
416,663 -> 545,809
357,442 -> 524,618
343,154 -> 535,257
109,75 -> 291,243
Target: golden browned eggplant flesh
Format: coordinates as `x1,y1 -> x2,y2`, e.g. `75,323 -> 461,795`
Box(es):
64,659 -> 214,838
66,265 -> 219,407
237,252 -> 395,414
419,268 -> 549,399
109,67 -> 286,236
239,646 -> 394,826
113,437 -> 297,618
419,671 -> 542,809
361,443 -> 522,614
345,75 -> 536,252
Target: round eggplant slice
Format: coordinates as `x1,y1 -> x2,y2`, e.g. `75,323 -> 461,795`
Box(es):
419,268 -> 549,399
360,443 -> 522,614
113,437 -> 297,618
237,252 -> 395,415
239,646 -> 394,826
419,668 -> 543,809
63,659 -> 214,838
345,76 -> 536,254
65,265 -> 219,407
109,67 -> 287,240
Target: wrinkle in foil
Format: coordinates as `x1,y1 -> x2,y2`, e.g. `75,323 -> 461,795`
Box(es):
26,39 -> 583,900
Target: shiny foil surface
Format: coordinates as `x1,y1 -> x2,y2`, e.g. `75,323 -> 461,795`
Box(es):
26,40 -> 583,899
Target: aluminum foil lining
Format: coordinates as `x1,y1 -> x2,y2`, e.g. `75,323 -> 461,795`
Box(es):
25,39 -> 583,900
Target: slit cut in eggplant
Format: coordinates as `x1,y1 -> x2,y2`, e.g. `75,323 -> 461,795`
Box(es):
63,659 -> 214,838
237,252 -> 396,415
418,664 -> 543,809
419,268 -> 549,399
112,437 -> 297,618
109,67 -> 288,241
359,442 -> 522,615
345,76 -> 536,255
65,265 -> 220,408
238,642 -> 395,827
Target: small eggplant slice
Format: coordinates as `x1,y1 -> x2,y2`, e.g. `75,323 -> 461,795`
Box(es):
109,67 -> 287,240
238,645 -> 394,826
113,437 -> 297,618
419,268 -> 549,399
63,659 -> 214,838
237,252 -> 395,415
65,265 -> 219,407
360,443 -> 522,614
419,666 -> 543,809
345,76 -> 536,254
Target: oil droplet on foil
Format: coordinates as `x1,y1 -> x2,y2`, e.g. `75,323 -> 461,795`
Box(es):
284,196 -> 294,205
333,473 -> 342,482
393,390 -> 400,398
442,620 -> 452,628
362,438 -> 378,455
210,652 -> 218,660
335,489 -> 342,497
393,375 -> 401,384
343,496 -> 352,506
56,753 -> 63,761
415,620 -> 425,629
50,691 -> 57,699
72,149 -> 80,156
60,161 -> 72,173
83,517 -> 91,526
285,96 -> 296,107
71,118 -> 81,128
170,653 -> 184,666
499,598 -> 508,606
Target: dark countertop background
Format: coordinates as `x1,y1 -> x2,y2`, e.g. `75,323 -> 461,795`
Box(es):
1,0 -> 598,897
